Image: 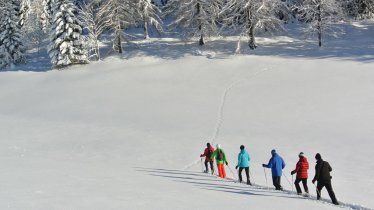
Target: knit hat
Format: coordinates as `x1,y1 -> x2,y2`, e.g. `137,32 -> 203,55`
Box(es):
299,152 -> 304,157
216,144 -> 221,149
315,153 -> 322,160
240,145 -> 245,150
207,143 -> 211,147
271,149 -> 276,154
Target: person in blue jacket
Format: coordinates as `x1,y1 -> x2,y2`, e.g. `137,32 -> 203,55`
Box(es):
262,149 -> 286,190
235,145 -> 252,185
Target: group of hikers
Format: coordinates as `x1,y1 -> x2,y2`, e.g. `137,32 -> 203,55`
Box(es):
200,143 -> 339,205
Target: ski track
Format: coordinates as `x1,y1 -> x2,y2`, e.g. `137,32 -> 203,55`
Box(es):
179,65 -> 373,210
181,67 -> 273,171
221,174 -> 373,210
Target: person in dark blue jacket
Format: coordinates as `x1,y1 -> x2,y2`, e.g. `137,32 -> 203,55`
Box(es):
262,149 -> 286,190
235,145 -> 251,185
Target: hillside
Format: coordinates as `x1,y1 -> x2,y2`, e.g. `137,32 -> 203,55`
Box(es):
0,21 -> 374,209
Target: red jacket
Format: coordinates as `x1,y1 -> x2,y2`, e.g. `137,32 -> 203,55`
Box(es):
293,156 -> 309,179
200,147 -> 215,162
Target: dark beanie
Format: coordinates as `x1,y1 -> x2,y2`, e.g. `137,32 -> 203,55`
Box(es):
207,143 -> 211,147
240,145 -> 245,150
315,153 -> 322,160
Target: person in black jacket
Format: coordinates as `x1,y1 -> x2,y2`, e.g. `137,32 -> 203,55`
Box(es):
312,153 -> 339,205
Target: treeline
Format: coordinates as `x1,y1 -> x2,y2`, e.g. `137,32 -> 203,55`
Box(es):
0,0 -> 373,69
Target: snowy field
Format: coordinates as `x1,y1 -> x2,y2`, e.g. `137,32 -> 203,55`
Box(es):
0,22 -> 374,210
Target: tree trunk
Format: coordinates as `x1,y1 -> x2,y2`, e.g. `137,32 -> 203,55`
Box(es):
95,39 -> 100,60
247,6 -> 256,50
317,2 -> 322,47
199,34 -> 204,46
196,2 -> 204,46
144,19 -> 149,39
248,24 -> 256,50
117,36 -> 122,54
116,26 -> 122,54
318,30 -> 322,47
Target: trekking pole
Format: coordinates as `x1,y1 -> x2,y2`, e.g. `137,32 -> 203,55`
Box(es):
313,182 -> 321,198
236,168 -> 240,182
249,168 -> 255,184
292,174 -> 294,192
263,167 -> 269,190
200,158 -> 204,173
283,174 -> 294,192
228,165 -> 238,181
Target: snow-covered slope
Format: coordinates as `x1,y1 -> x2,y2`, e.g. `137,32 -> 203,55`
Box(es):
0,22 -> 374,210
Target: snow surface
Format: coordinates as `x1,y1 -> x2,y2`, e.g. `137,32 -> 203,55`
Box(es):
0,22 -> 374,210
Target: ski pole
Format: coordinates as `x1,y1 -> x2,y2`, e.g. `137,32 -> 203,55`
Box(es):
283,174 -> 294,191
236,168 -> 240,182
249,168 -> 255,184
313,182 -> 321,198
292,174 -> 294,192
228,165 -> 237,180
263,167 -> 269,190
200,158 -> 204,173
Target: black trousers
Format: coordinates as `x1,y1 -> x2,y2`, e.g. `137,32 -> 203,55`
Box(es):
294,178 -> 309,194
272,176 -> 283,190
317,181 -> 338,204
204,160 -> 214,172
238,167 -> 250,183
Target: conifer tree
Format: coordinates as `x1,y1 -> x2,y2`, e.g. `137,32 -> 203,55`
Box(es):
48,0 -> 88,67
221,0 -> 288,50
297,0 -> 344,47
138,0 -> 163,39
99,0 -> 138,54
166,0 -> 221,45
0,0 -> 25,68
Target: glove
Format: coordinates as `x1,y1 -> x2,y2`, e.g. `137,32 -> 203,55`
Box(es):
312,179 -> 316,184
225,161 -> 228,166
262,164 -> 266,167
200,154 -> 203,157
291,171 -> 296,175
235,165 -> 238,170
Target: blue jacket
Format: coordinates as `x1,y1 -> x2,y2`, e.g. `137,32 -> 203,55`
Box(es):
237,149 -> 250,168
264,153 -> 285,176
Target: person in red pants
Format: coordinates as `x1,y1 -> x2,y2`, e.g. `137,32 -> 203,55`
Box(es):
291,152 -> 309,196
200,143 -> 215,174
210,144 -> 228,178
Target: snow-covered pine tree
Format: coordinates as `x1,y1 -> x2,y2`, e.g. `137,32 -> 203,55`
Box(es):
137,0 -> 163,39
0,0 -> 26,69
297,0 -> 344,47
48,0 -> 88,67
41,0 -> 54,30
19,0 -> 30,27
23,0 -> 48,53
220,0 -> 289,50
78,0 -> 109,60
99,0 -> 138,54
341,0 -> 374,19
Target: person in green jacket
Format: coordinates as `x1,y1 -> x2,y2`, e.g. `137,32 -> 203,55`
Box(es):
210,144 -> 228,178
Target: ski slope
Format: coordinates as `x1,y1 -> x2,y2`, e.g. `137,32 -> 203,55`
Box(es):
0,21 -> 374,209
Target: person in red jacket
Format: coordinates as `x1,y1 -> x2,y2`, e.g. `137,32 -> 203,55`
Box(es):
291,152 -> 309,195
200,143 -> 215,174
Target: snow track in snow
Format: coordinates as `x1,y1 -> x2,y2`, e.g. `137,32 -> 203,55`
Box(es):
222,175 -> 372,210
181,67 -> 272,171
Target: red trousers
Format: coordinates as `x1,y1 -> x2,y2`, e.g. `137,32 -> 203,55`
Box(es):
217,164 -> 226,178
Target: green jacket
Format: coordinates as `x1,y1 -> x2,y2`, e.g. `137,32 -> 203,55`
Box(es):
210,149 -> 227,164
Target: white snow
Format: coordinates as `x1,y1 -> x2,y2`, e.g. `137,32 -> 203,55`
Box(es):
0,22 -> 374,210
